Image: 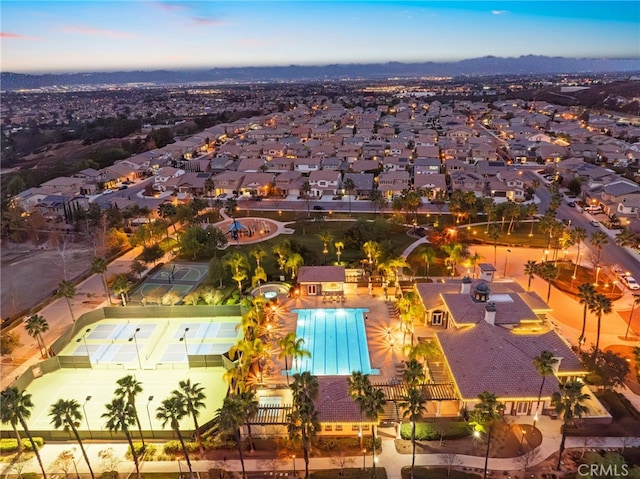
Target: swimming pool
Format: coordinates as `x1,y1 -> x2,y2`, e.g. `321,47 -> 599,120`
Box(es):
293,308 -> 377,376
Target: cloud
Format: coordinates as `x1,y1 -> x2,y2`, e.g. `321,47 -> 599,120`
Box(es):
491,10 -> 508,15
0,32 -> 39,39
62,25 -> 135,39
192,17 -> 225,26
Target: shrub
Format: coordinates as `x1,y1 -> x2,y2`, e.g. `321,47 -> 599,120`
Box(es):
0,437 -> 44,453
400,422 -> 471,441
126,442 -> 156,459
163,440 -> 199,455
315,436 -> 379,452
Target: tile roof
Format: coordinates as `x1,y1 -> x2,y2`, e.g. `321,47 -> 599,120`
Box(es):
298,266 -> 346,284
316,377 -> 363,423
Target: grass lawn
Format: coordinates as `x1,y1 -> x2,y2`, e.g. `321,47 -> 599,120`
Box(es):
467,222 -> 549,248
401,466 -> 481,479
311,468 -> 388,479
550,262 -> 623,300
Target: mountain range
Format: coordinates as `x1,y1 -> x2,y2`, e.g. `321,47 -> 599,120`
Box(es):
2,56 -> 639,90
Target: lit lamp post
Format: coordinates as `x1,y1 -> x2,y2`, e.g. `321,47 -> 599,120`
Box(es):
128,327 -> 142,369
292,454 -> 296,477
362,448 -> 366,470
83,396 -> 92,439
594,266 -> 601,287
572,252 -> 583,280
519,428 -> 526,451
625,295 -> 640,340
147,395 -> 154,438
179,327 -> 190,361
503,249 -> 511,278
76,328 -> 92,368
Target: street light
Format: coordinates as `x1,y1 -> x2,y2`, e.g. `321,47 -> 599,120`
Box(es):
147,395 -> 154,438
292,454 -> 296,477
128,327 -> 142,369
362,448 -> 366,470
179,327 -> 190,360
625,295 -> 640,340
83,396 -> 92,439
503,249 -> 511,278
76,328 -> 92,368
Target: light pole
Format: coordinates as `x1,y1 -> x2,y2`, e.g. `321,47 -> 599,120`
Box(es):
76,328 -> 92,368
572,252 -> 583,280
129,327 -> 142,369
83,395 -> 92,439
147,395 -> 154,438
362,448 -> 366,470
503,249 -> 511,278
292,454 -> 296,477
594,266 -> 601,287
625,295 -> 640,340
179,327 -> 190,360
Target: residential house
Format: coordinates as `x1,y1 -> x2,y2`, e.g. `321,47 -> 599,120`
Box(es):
210,171 -> 245,196
377,171 -> 410,199
413,158 -> 442,175
153,167 -> 185,192
341,173 -> 375,199
239,172 -> 274,197
294,157 -> 322,174
308,170 -> 341,197
274,171 -> 304,198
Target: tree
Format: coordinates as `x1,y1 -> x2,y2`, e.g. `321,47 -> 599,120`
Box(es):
238,390 -> 259,453
334,241 -> 345,264
90,256 -> 112,306
156,393 -> 192,478
49,398 -> 95,479
278,333 -> 311,384
487,223 -> 501,266
301,181 -> 312,216
359,386 -> 386,476
362,240 -> 382,272
572,226 -> 587,262
582,348 -> 630,390
589,293 -> 612,357
57,280 -> 77,322
289,372 -> 320,479
158,203 -> 178,234
419,246 -> 437,281
0,331 -> 21,357
523,261 -> 538,291
1,387 -> 48,478
112,274 -> 130,306
317,231 -> 333,264
577,283 -> 597,350
224,251 -> 250,296
469,391 -> 505,479
216,395 -> 248,479
552,380 -> 590,471
532,351 -> 557,423
538,262 -> 559,303
343,177 -> 355,216
24,313 -> 50,358
250,245 -> 267,269
589,230 -> 609,266
114,375 -> 145,452
175,380 -> 207,458
102,397 -> 141,478
139,244 -> 164,264
285,252 -> 304,279
402,358 -> 426,387
179,225 -> 227,260
400,386 -> 426,479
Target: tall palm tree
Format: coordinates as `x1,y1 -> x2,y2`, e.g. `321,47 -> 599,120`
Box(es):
359,386 -> 386,476
402,358 -> 426,387
156,393 -> 192,477
362,240 -> 382,272
400,386 -> 427,479
523,261 -> 538,291
419,246 -> 437,281
552,380 -> 590,471
538,261 -> 559,303
343,177 -> 355,216
589,230 -> 609,266
57,280 -> 77,322
487,224 -> 501,266
176,380 -> 207,458
285,252 -> 304,280
103,397 -> 141,479
278,333 -> 310,384
49,398 -> 95,479
1,387 -> 48,478
347,371 -> 370,441
24,313 -> 50,358
334,241 -> 345,264
216,395 -> 247,479
589,293 -> 612,357
532,351 -> 557,426
90,256 -> 112,306
577,282 -> 596,350
114,375 -> 145,451
571,226 -> 587,261
469,391 -> 505,479
289,372 -> 320,479
317,231 -> 333,265
467,251 -> 482,278
239,390 -> 259,452
249,245 -> 267,269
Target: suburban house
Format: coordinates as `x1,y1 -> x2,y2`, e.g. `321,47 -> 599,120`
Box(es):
210,171 -> 245,196
377,171 -> 410,199
239,172 -> 275,197
296,266 -> 346,298
341,173 -> 375,199
308,170 -> 341,197
273,171 -> 304,198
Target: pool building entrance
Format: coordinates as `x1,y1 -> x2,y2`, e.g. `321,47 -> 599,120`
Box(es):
293,308 -> 378,376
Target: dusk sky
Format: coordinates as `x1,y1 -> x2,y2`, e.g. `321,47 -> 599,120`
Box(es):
1,1 -> 639,74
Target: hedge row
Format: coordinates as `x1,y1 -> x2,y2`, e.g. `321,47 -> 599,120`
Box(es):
163,440 -> 200,455
400,422 -> 471,441
316,436 -> 381,452
0,437 -> 44,453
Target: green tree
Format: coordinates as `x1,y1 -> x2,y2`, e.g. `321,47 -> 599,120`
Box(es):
278,332 -> 311,384
156,393 -> 192,477
24,313 -> 50,358
538,262 -> 559,303
400,386 -> 427,479
469,391 -> 505,479
523,260 -> 538,291
289,372 -> 320,479
589,293 -> 612,357
239,390 -> 259,452
419,246 -> 437,281
532,351 -> 557,426
0,387 -> 48,478
49,398 -> 95,479
487,223 -> 501,266
589,230 -> 609,266
215,395 -> 247,479
112,274 -> 130,306
90,256 -> 112,306
343,177 -> 356,216
103,397 -> 141,479
552,380 -> 590,471
57,280 -> 77,322
157,203 -> 178,234
175,380 -> 207,458
577,282 -> 596,350
114,375 -> 145,451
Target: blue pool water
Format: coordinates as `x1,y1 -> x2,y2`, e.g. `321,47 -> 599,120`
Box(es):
292,308 -> 377,376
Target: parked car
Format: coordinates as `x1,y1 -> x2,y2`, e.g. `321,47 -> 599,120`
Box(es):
567,202 -> 576,207
217,193 -> 227,199
119,185 -> 128,190
622,275 -> 640,290
313,205 -> 325,211
590,220 -> 600,227
249,195 -> 262,201
103,189 -> 113,194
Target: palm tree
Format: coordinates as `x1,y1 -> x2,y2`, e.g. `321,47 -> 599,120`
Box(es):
538,262 -> 559,303
111,274 -> 130,306
24,314 -> 50,358
419,246 -> 437,281
224,251 -> 250,295
400,386 -> 427,479
1,387 -> 48,478
278,333 -> 310,384
523,261 -> 538,291
289,372 -> 320,479
589,230 -> 609,266
334,241 -> 345,264
216,395 -> 248,479
156,393 -> 192,477
317,231 -> 333,265
176,380 -> 207,458
469,391 -> 505,479
362,240 -> 382,272
572,226 -> 587,260
487,223 -> 501,266
402,358 -> 426,387
552,380 -> 590,471
90,256 -> 112,306
272,240 -> 292,276
285,252 -> 304,280
238,390 -> 259,452
359,386 -> 386,476
589,293 -> 612,357
577,282 -> 596,350
442,243 -> 465,277
103,397 -> 141,478
49,398 -> 95,479
249,245 -> 267,269
532,351 -> 557,426
343,177 -> 355,216
57,280 -> 77,322
114,375 -> 146,451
